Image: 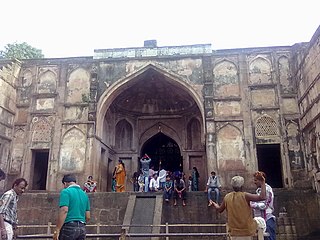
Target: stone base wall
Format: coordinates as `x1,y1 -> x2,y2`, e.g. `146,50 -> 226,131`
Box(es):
16,189 -> 320,238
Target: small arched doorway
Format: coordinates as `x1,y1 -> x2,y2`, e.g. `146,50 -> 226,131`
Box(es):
141,132 -> 182,172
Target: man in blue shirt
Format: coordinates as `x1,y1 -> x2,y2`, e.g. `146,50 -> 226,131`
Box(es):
53,174 -> 90,240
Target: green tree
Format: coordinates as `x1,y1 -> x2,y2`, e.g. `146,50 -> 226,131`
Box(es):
0,42 -> 44,59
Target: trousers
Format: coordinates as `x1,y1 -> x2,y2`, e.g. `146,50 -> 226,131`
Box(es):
59,221 -> 86,240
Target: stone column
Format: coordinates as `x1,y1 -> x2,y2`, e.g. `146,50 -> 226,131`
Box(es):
202,56 -> 217,175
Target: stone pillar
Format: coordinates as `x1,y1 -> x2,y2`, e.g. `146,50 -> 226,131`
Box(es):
202,56 -> 217,175
238,54 -> 256,171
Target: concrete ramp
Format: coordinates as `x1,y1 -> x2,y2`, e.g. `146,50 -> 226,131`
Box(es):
122,194 -> 163,240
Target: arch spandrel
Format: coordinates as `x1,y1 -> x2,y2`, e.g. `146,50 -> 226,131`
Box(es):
96,63 -> 205,139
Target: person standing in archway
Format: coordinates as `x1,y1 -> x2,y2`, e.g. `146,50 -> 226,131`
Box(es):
115,160 -> 126,192
140,154 -> 151,192
191,167 -> 200,191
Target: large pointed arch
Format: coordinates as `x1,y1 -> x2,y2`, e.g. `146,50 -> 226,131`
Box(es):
96,63 -> 205,139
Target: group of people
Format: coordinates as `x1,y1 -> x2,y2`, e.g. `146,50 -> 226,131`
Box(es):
0,164 -> 275,240
209,171 -> 276,240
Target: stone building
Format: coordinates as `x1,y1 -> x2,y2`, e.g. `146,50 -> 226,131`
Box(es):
0,26 -> 319,192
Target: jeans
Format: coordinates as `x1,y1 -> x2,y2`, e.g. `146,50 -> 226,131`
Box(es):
133,183 -> 139,192
59,222 -> 86,240
144,176 -> 149,192
266,217 -> 276,240
164,189 -> 172,200
208,187 -> 220,203
159,181 -> 165,190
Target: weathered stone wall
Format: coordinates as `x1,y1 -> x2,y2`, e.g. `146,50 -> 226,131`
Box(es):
0,60 -> 21,188
294,25 -> 320,192
0,27 -> 319,192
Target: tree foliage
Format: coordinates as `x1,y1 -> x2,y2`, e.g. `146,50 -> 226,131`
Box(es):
0,42 -> 44,59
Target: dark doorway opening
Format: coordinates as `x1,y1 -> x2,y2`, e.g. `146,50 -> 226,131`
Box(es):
32,150 -> 49,190
141,132 -> 182,172
256,144 -> 283,188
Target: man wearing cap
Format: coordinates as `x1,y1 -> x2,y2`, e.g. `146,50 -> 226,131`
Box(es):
211,174 -> 266,240
53,174 -> 90,240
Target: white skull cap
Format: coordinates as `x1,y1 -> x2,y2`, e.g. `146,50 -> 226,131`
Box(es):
231,175 -> 244,188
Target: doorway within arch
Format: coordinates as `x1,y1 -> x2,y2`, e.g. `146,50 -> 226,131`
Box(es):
141,132 -> 182,172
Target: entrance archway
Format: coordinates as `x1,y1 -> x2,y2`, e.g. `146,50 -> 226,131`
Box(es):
257,144 -> 283,188
141,132 -> 182,172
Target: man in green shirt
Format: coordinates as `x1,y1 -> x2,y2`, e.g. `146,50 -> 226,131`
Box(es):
53,174 -> 90,240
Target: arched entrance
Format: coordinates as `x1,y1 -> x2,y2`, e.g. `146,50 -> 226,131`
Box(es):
141,132 -> 182,172
95,64 -> 205,191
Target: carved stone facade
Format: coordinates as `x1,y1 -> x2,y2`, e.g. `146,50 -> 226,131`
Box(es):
0,26 -> 319,192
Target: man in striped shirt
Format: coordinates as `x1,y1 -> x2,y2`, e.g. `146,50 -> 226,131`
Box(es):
0,178 -> 28,240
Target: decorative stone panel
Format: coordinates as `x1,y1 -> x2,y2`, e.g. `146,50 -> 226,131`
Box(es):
214,101 -> 241,117
66,68 -> 90,104
213,60 -> 239,97
31,116 -> 53,142
278,56 -> 293,94
255,115 -> 279,137
249,57 -> 272,84
37,70 -> 57,94
187,118 -> 201,150
21,69 -> 33,87
9,127 -> 26,174
286,121 -> 302,168
251,89 -> 277,108
36,98 -> 55,110
59,127 -> 86,172
65,106 -> 89,121
216,124 -> 245,170
115,119 -> 133,150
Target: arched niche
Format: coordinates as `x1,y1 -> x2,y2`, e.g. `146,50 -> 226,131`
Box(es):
187,118 -> 201,150
22,69 -> 33,87
216,124 -> 244,169
115,119 -> 133,150
286,121 -> 302,167
213,60 -> 239,97
139,122 -> 181,149
278,56 -> 292,93
249,57 -> 272,84
59,127 -> 86,172
66,68 -> 90,103
37,70 -> 57,94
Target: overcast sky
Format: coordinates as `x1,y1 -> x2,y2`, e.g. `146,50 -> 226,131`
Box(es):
1,0 -> 319,58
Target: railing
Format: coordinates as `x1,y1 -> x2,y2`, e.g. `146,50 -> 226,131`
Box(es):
16,222 -> 267,239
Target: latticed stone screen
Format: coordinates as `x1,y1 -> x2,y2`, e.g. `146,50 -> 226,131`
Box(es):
255,116 -> 278,137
